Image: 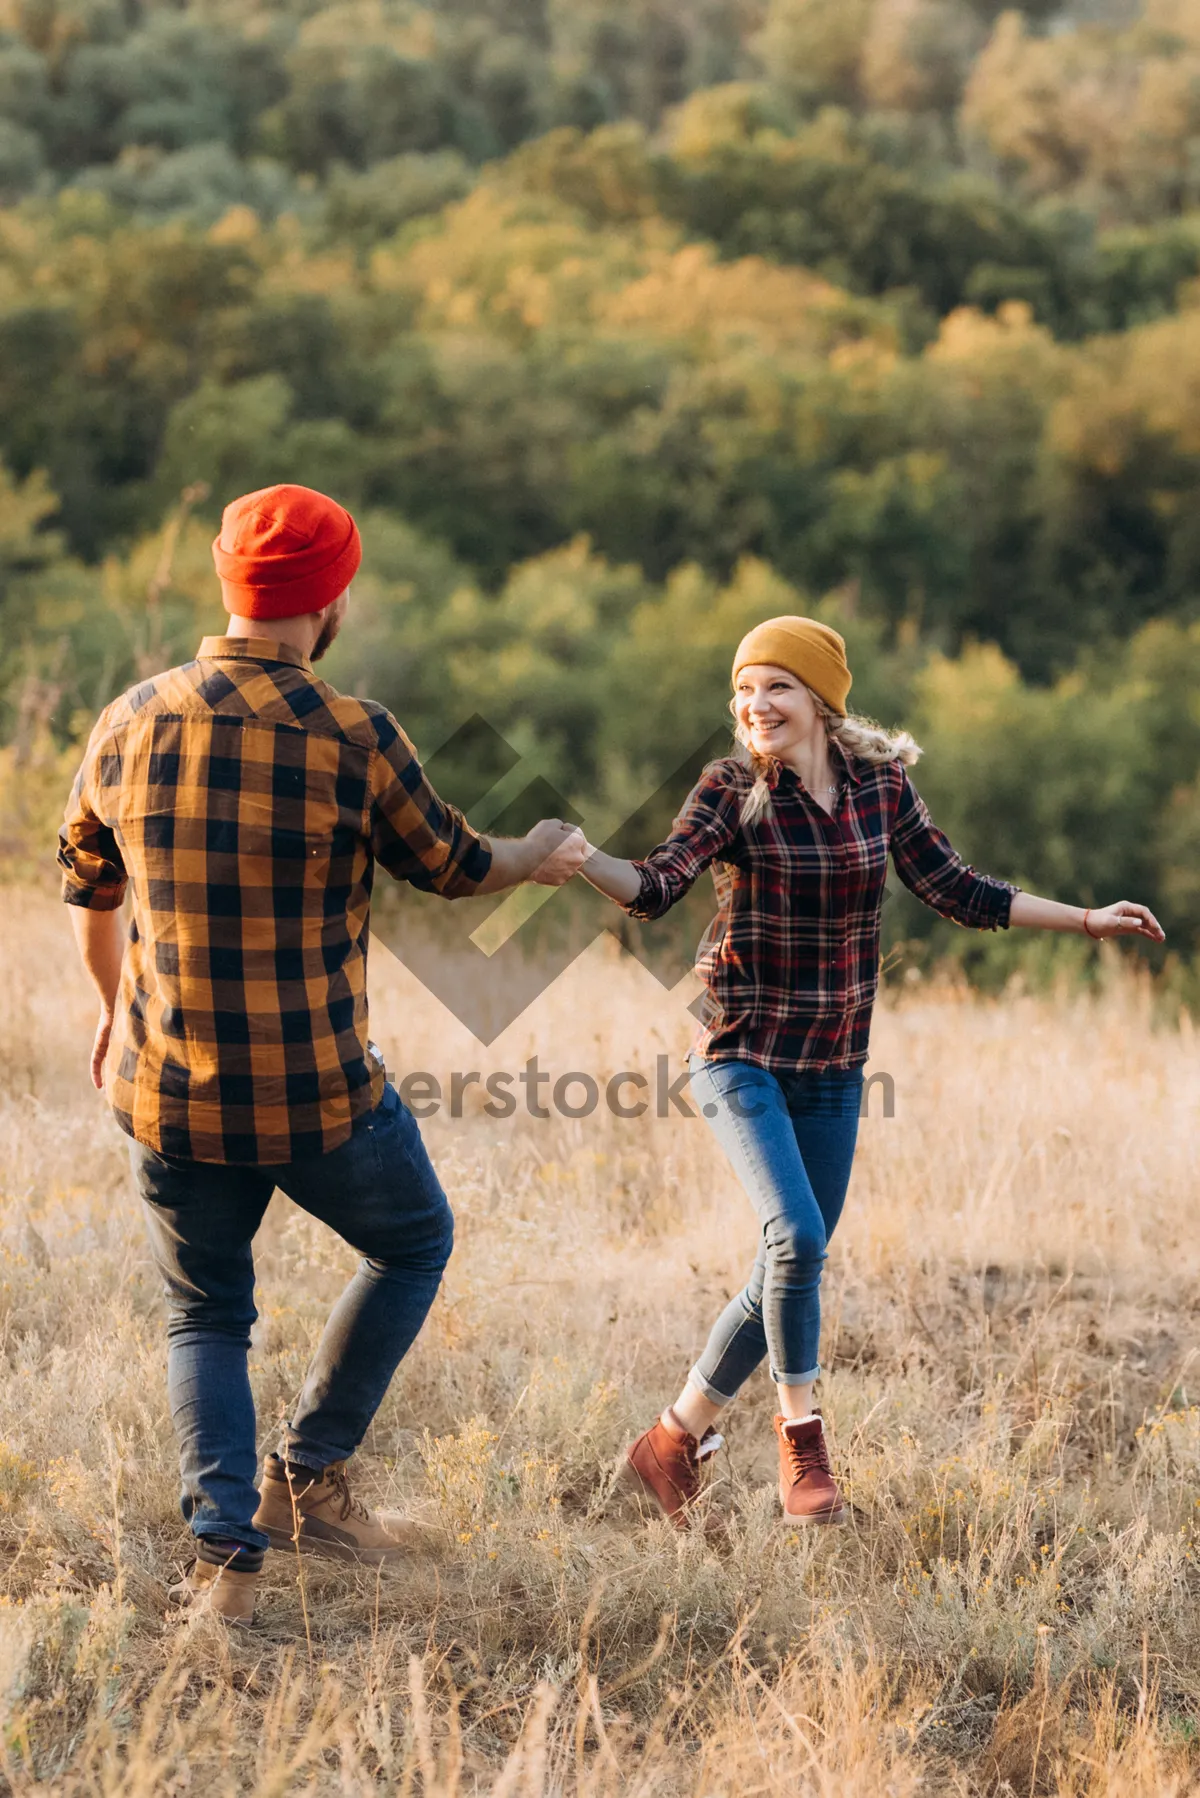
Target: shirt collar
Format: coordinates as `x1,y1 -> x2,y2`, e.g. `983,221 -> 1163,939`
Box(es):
763,739 -> 861,792
197,635 -> 313,673
832,738 -> 861,784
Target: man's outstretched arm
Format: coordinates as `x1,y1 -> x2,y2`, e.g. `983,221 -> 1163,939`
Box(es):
368,711 -> 590,897
473,821 -> 590,894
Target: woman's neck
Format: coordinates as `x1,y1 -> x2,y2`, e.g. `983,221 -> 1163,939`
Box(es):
772,723 -> 835,794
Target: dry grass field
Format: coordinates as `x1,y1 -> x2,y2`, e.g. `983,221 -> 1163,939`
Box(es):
2,887 -> 1199,1794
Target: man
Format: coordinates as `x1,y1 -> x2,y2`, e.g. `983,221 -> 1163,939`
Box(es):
58,483 -> 588,1626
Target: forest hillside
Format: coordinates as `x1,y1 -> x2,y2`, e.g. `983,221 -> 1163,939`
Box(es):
0,0 -> 1197,993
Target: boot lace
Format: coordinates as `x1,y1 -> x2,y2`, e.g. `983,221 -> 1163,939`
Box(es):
325,1461 -> 372,1524
783,1425 -> 831,1485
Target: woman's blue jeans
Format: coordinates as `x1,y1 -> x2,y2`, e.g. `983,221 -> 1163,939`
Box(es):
685,1051 -> 864,1402
129,1081 -> 453,1557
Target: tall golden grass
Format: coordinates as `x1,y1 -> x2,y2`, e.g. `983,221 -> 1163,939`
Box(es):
2,886 -> 1199,1793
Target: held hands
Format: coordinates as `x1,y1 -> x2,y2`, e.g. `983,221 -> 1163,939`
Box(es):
525,818 -> 593,887
1084,901 -> 1165,943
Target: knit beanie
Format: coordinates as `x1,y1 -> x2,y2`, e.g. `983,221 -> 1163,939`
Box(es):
731,616 -> 852,717
212,484 -> 362,619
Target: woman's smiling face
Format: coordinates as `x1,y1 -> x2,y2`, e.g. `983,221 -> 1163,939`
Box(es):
733,663 -> 819,756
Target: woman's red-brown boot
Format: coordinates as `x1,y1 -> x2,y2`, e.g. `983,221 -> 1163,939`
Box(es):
623,1406 -> 722,1529
774,1411 -> 845,1524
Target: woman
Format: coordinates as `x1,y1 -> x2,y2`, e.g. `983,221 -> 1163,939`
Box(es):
579,616 -> 1164,1528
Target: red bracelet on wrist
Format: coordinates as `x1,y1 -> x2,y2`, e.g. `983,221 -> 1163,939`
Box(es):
1083,908 -> 1101,940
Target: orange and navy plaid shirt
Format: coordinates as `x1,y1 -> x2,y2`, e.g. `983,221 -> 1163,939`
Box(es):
58,637 -> 493,1165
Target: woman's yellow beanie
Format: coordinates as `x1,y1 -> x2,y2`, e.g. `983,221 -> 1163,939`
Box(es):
731,616 -> 852,717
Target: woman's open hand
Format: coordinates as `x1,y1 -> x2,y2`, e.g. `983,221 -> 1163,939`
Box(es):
1085,901 -> 1165,943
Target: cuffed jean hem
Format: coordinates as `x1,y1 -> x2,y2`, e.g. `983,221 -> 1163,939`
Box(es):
194,1520 -> 271,1556
195,1535 -> 266,1571
687,1366 -> 738,1407
771,1365 -> 821,1386
278,1442 -> 333,1473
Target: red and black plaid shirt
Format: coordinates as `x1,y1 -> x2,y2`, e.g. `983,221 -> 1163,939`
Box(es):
58,637 -> 493,1164
621,747 -> 1017,1071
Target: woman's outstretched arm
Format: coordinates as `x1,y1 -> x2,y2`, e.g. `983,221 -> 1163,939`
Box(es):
891,768 -> 1165,943
579,763 -> 744,920
1008,892 -> 1164,942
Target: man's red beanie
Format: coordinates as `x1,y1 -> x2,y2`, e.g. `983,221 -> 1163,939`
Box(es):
212,483 -> 362,619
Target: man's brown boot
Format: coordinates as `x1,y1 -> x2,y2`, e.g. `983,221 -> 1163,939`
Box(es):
622,1407 -> 722,1530
253,1453 -> 423,1564
180,1554 -> 260,1626
774,1412 -> 845,1524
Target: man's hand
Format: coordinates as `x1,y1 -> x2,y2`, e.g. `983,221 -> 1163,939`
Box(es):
525,819 -> 592,887
90,1009 -> 114,1091
472,819 -> 593,892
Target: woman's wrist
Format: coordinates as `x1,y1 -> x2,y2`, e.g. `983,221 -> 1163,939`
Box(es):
581,847 -> 643,907
1010,893 -> 1108,935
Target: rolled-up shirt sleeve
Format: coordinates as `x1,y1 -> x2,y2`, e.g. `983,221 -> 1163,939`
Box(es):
890,768 -> 1017,930
57,719 -> 128,911
368,709 -> 493,898
619,763 -> 744,922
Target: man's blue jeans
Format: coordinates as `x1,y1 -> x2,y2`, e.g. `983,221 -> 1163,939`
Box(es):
685,1052 -> 864,1403
130,1081 -> 453,1557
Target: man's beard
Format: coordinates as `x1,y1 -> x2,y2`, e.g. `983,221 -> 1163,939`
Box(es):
311,608 -> 342,661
